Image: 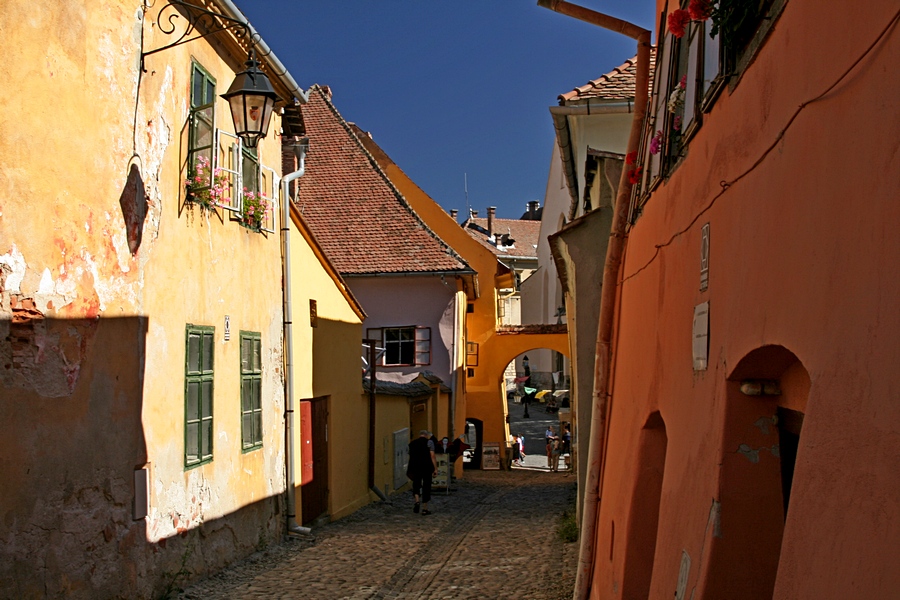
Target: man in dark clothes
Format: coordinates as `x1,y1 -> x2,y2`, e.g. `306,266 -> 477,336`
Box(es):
407,430 -> 438,515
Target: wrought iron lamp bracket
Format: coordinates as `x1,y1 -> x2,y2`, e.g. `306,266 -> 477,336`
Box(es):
141,0 -> 250,71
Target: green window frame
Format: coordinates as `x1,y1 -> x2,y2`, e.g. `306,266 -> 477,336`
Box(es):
185,324 -> 215,468
188,61 -> 217,194
240,331 -> 263,451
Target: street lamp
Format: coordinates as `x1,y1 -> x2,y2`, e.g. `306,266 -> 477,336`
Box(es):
221,50 -> 279,149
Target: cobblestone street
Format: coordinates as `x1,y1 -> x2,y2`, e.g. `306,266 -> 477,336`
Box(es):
177,468 -> 577,600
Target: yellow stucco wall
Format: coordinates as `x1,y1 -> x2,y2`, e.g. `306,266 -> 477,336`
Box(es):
0,1 -> 294,596
287,210 -> 368,522
373,393 -> 420,497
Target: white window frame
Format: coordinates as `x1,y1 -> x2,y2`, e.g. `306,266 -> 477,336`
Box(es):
259,165 -> 280,234
215,129 -> 242,213
366,326 -> 432,367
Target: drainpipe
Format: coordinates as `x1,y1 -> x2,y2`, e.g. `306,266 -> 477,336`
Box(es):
281,137 -> 312,536
537,2 -> 651,598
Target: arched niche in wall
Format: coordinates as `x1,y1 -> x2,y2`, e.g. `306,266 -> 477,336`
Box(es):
701,345 -> 810,600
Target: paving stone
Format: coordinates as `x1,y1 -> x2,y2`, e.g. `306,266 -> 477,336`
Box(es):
177,469 -> 577,600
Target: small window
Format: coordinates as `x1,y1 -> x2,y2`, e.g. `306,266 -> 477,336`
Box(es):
366,326 -> 431,366
240,332 -> 263,451
185,325 -> 214,468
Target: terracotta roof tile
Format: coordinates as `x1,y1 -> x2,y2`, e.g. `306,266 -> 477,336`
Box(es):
558,49 -> 657,105
462,217 -> 541,259
296,86 -> 470,275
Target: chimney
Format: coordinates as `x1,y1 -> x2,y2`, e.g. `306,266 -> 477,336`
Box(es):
471,209 -> 479,218
487,206 -> 496,236
450,209 -> 458,221
527,200 -> 540,219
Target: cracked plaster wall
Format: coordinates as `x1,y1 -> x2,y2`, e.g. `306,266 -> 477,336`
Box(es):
1,1 -> 287,597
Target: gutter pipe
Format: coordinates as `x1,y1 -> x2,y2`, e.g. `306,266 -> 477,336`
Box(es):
549,101 -> 634,116
537,2 -> 651,598
280,139 -> 311,536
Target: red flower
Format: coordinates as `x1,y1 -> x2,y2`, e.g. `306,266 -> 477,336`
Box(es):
667,9 -> 691,38
625,151 -> 638,165
689,0 -> 711,21
628,167 -> 643,185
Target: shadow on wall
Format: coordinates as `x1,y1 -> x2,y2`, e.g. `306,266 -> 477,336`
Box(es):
0,316 -> 150,598
0,316 -> 286,599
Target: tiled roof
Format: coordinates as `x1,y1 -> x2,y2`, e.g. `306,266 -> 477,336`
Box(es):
462,217 -> 541,260
296,86 -> 471,275
558,49 -> 656,105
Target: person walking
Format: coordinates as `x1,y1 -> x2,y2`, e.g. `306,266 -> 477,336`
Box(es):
407,430 -> 438,515
545,425 -> 556,468
550,436 -> 562,472
511,434 -> 522,465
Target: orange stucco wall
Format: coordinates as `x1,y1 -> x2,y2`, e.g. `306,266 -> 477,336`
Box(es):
588,1 -> 900,598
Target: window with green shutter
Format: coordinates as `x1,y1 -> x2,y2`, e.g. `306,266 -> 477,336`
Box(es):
185,325 -> 214,468
240,331 -> 263,451
187,62 -> 216,195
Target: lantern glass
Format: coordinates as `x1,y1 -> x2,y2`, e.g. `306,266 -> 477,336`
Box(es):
221,52 -> 279,149
226,92 -> 276,148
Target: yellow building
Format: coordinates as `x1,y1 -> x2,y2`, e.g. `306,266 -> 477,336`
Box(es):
0,1 -> 349,596
283,200 -> 369,524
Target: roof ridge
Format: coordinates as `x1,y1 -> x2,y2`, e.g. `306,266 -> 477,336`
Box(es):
307,86 -> 472,274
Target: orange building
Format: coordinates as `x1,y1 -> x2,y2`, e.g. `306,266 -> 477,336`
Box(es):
542,0 -> 900,598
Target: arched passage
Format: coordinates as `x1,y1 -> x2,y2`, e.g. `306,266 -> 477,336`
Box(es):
463,326 -> 569,470
701,345 -> 810,599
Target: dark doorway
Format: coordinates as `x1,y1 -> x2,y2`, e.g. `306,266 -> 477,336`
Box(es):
301,396 -> 329,524
462,419 -> 483,470
777,407 -> 803,517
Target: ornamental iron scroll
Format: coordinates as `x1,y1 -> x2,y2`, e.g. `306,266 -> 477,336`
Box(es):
141,0 -> 251,71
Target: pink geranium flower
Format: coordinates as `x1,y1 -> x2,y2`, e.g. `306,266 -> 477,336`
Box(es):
649,130 -> 663,155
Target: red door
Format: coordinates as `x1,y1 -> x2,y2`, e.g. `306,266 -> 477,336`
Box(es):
300,397 -> 329,524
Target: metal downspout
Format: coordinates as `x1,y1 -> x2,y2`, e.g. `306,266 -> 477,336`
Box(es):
281,140 -> 311,536
538,2 -> 651,598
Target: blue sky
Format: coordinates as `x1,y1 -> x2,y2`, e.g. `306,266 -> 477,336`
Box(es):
239,2 -> 658,220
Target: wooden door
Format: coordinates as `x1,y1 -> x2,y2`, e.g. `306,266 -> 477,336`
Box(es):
301,396 -> 329,524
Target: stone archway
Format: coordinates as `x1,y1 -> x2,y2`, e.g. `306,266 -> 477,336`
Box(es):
462,324 -> 569,470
